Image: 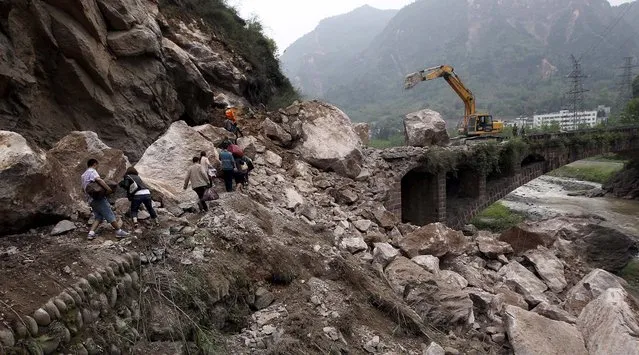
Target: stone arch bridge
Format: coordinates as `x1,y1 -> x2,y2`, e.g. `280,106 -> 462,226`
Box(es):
381,126 -> 639,229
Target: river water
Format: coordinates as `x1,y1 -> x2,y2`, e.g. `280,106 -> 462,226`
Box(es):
501,175 -> 639,237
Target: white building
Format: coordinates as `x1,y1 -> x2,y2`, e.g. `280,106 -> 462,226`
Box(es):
533,109 -> 599,131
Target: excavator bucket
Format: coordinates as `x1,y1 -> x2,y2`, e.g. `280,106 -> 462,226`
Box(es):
404,71 -> 424,90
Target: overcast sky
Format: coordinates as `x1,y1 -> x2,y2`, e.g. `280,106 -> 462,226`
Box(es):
228,0 -> 634,53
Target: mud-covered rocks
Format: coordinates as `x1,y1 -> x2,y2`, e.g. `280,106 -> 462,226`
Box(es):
261,118 -> 292,146
524,246 -> 567,293
572,224 -> 638,272
385,257 -> 432,295
577,288 -> 639,355
499,261 -> 548,305
340,237 -> 368,254
51,220 -> 77,236
0,131 -> 73,235
476,234 -> 513,259
47,131 -> 129,202
398,223 -> 469,258
564,269 -> 627,315
403,109 -> 449,147
405,283 -> 474,326
499,222 -> 558,253
504,305 -> 588,355
372,243 -> 399,267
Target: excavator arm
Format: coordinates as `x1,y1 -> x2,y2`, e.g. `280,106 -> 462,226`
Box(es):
404,65 -> 476,119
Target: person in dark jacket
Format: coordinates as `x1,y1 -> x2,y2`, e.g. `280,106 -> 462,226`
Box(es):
219,145 -> 236,192
119,167 -> 158,227
234,156 -> 254,192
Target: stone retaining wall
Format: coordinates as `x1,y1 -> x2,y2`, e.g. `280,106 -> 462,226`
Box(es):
0,253 -> 142,354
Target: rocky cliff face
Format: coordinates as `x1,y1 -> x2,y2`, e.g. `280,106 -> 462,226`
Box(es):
0,0 -> 281,160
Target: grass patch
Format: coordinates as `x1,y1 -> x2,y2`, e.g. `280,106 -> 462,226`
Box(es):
548,164 -> 624,184
619,259 -> 639,297
470,202 -> 525,232
369,134 -> 404,149
584,154 -> 627,162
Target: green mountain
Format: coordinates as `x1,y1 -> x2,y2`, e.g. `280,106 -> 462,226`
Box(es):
280,5 -> 397,98
282,0 -> 639,135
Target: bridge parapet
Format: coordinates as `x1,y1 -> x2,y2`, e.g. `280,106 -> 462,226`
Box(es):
383,125 -> 639,229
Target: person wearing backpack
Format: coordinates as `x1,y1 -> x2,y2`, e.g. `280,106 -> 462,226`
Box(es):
219,144 -> 236,192
119,167 -> 158,228
234,156 -> 254,192
81,159 -> 129,240
183,156 -> 210,212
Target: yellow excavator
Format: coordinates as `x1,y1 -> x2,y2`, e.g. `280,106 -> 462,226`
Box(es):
404,65 -> 504,138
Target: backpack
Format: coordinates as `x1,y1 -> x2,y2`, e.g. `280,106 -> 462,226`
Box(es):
243,157 -> 254,171
220,151 -> 235,171
85,181 -> 106,199
228,144 -> 244,158
237,159 -> 249,173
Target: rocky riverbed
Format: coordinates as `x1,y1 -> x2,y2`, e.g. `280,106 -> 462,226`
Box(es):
502,175 -> 639,237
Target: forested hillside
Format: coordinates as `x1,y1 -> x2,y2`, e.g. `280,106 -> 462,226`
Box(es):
281,0 -> 639,137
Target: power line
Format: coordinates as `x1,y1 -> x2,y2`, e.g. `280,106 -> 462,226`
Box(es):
578,1 -> 636,62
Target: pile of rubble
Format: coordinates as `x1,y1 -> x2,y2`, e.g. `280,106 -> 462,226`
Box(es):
1,100 -> 638,354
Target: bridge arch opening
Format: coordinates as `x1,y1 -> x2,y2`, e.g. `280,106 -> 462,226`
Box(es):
401,168 -> 442,226
521,153 -> 545,168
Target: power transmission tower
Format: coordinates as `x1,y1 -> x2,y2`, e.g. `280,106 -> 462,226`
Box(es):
566,55 -> 589,130
616,56 -> 636,109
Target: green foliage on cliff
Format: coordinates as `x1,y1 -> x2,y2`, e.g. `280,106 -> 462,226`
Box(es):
159,0 -> 299,107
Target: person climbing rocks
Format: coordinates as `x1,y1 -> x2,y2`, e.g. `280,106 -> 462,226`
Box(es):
219,143 -> 236,192
119,167 -> 158,228
81,158 -> 129,240
234,155 -> 254,193
224,106 -> 244,142
183,156 -> 211,213
200,151 -> 217,185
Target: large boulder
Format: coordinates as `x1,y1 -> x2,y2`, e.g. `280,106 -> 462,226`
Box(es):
293,101 -> 364,179
47,131 -> 129,202
577,288 -> 639,355
499,261 -> 548,305
572,224 -> 638,272
0,131 -> 72,235
504,305 -> 588,355
398,223 -> 469,258
476,233 -> 514,258
405,283 -> 474,326
524,246 -> 567,293
602,163 -> 639,200
261,118 -> 293,147
499,222 -> 559,254
135,121 -> 218,204
385,257 -> 433,295
403,109 -> 449,147
352,122 -> 370,146
564,269 -> 628,315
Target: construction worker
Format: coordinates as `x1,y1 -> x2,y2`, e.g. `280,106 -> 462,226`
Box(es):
224,107 -> 244,142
